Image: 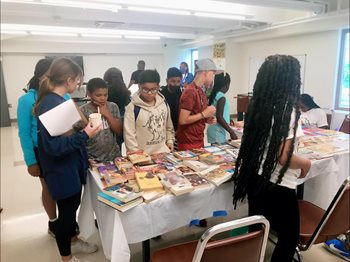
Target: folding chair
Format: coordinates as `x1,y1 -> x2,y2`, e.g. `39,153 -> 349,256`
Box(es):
296,178 -> 350,261
151,215 -> 270,262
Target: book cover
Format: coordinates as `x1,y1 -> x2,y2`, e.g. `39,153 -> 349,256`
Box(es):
200,167 -> 232,186
102,183 -> 143,203
97,192 -> 143,212
165,154 -> 183,165
135,171 -> 163,191
173,150 -> 199,160
199,154 -> 225,164
120,166 -> 136,180
204,146 -> 222,153
228,139 -> 241,148
128,152 -> 152,165
142,189 -> 166,203
183,160 -> 210,172
176,165 -> 195,175
158,171 -> 194,196
184,173 -> 211,189
97,164 -> 126,186
114,157 -> 133,169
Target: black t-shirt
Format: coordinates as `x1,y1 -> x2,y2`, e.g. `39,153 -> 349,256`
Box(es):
130,70 -> 144,84
160,86 -> 182,131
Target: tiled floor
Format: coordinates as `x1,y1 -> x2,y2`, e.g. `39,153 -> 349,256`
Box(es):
0,124 -> 344,262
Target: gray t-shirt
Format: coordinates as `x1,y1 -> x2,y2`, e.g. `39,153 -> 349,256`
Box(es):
80,102 -> 121,162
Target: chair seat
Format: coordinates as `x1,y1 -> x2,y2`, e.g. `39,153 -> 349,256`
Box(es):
299,200 -> 325,245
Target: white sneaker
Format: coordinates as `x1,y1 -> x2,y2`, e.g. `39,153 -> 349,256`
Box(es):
71,239 -> 98,254
61,256 -> 84,262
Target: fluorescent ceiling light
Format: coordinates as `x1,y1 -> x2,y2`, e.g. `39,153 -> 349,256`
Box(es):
2,24 -> 165,37
81,33 -> 122,38
1,30 -> 28,35
124,35 -> 161,40
42,0 -> 121,12
194,12 -> 246,20
127,6 -> 191,16
30,31 -> 78,37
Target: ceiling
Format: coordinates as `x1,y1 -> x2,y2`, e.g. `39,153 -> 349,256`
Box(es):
1,0 -> 348,46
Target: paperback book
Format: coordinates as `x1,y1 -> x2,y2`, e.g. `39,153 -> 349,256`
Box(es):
183,160 -> 210,172
173,150 -> 199,160
158,171 -> 194,196
97,192 -> 143,212
183,173 -> 211,189
135,171 -> 163,191
200,167 -> 232,186
102,183 -> 143,203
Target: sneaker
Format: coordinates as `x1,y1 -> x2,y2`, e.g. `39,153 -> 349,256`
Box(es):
71,239 -> 98,254
324,238 -> 350,261
61,256 -> 88,262
48,220 -> 57,238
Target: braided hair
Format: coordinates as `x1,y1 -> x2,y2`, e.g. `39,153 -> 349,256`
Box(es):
232,55 -> 301,208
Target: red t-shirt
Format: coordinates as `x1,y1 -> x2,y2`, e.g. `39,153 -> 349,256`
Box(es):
176,82 -> 208,146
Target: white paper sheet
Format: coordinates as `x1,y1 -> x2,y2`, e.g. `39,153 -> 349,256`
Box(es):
39,99 -> 81,136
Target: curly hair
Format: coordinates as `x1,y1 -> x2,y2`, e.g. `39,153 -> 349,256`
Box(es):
232,55 -> 301,207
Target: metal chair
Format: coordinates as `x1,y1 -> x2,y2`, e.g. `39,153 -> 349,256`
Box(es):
296,178 -> 350,261
151,215 -> 270,262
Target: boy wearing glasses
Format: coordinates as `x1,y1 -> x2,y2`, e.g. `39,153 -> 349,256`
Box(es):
124,70 -> 175,154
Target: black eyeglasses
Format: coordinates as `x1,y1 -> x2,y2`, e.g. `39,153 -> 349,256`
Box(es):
141,88 -> 159,94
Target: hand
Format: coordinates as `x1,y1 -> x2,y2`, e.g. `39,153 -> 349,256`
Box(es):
202,105 -> 216,118
230,131 -> 238,140
27,164 -> 40,177
167,143 -> 174,152
207,117 -> 217,125
84,122 -> 102,138
93,102 -> 111,118
299,160 -> 311,178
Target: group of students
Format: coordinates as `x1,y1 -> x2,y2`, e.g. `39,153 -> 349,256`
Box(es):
16,54 -> 339,262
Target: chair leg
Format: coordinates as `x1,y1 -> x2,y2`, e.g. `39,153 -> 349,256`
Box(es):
293,247 -> 302,262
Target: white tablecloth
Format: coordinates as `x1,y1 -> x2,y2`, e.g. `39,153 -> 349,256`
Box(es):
78,171 -> 240,262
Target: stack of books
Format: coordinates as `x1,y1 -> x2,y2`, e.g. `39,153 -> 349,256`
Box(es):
158,171 -> 194,196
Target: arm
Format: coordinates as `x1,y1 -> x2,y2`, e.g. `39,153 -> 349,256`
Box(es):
123,104 -> 140,153
216,97 -> 237,140
165,104 -> 175,151
279,139 -> 311,178
17,95 -> 37,166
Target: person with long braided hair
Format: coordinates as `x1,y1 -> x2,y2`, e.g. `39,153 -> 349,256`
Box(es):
232,55 -> 311,262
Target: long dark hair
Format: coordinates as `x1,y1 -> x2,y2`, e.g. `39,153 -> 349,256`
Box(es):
300,94 -> 320,109
34,57 -> 83,115
209,72 -> 231,105
27,58 -> 53,91
103,67 -> 130,115
232,55 -> 301,207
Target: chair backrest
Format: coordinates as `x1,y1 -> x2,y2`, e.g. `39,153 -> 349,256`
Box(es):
339,114 -> 350,134
192,215 -> 270,262
304,178 -> 350,249
326,113 -> 332,129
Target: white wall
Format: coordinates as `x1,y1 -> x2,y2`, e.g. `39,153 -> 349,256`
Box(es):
1,41 -> 192,119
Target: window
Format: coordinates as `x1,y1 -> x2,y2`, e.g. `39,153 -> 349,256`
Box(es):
191,49 -> 198,74
335,28 -> 350,110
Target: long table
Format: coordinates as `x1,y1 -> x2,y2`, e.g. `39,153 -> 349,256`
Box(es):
78,170 -> 240,262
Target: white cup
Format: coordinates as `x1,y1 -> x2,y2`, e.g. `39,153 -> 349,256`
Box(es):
89,113 -> 102,128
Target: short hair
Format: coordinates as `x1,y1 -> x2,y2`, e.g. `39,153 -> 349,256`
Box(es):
87,77 -> 108,93
167,67 -> 182,79
139,70 -> 160,85
138,60 -> 145,65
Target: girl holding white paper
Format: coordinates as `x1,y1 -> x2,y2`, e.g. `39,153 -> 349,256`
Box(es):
34,57 -> 101,262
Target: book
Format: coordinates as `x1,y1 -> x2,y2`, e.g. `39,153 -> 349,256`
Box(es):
228,139 -> 241,148
200,167 -> 232,186
142,189 -> 166,203
97,164 -> 126,187
204,146 -> 222,153
165,154 -> 183,165
190,148 -> 208,155
135,171 -> 163,191
173,150 -> 199,160
183,160 -> 210,172
114,157 -> 133,169
176,165 -> 195,175
158,171 -> 194,196
128,152 -> 152,165
120,166 -> 136,180
102,183 -> 143,203
199,153 -> 225,164
183,173 -> 211,189
97,192 -> 143,212
225,148 -> 240,159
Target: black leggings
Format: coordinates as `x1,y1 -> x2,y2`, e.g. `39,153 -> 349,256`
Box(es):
55,191 -> 81,256
248,176 -> 299,262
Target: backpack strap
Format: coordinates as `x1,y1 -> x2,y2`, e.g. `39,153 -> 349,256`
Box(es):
134,105 -> 141,121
